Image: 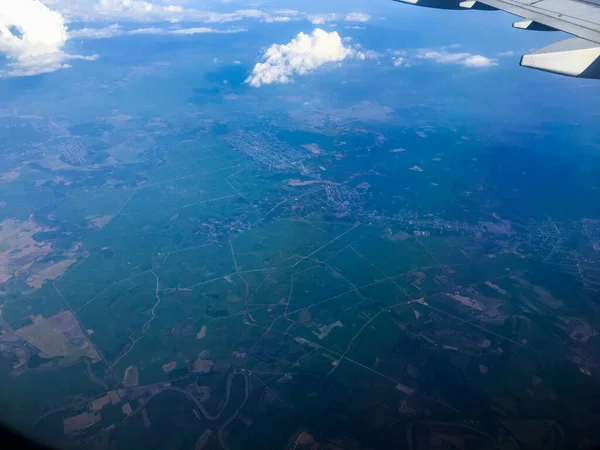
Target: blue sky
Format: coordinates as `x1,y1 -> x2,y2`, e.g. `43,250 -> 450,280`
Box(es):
0,0 -> 575,79
1,0 -> 599,128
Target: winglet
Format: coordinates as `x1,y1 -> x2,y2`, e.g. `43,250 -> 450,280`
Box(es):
520,37 -> 600,78
459,0 -> 497,9
513,20 -> 557,31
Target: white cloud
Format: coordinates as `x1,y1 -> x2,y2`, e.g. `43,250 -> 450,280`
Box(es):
352,43 -> 379,60
417,49 -> 497,68
461,54 -> 497,67
388,47 -> 496,69
43,1 -> 271,23
309,12 -> 371,25
69,24 -> 246,39
0,0 -> 94,77
68,24 -> 122,39
77,4 -> 312,24
263,16 -> 293,23
497,50 -> 515,57
35,1 -> 376,28
164,5 -> 183,13
274,9 -> 299,16
246,28 -> 368,87
309,13 -> 336,25
393,56 -> 409,67
167,26 -> 245,35
344,13 -> 370,22
391,49 -> 409,67
202,9 -> 269,23
92,0 -> 183,21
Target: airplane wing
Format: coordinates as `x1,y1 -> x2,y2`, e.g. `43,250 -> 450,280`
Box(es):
393,0 -> 600,78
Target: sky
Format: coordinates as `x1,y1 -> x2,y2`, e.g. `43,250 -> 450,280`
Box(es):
1,0 -> 600,131
0,0 -> 558,79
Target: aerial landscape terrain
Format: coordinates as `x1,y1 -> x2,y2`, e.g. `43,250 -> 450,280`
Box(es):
1,0 -> 600,449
